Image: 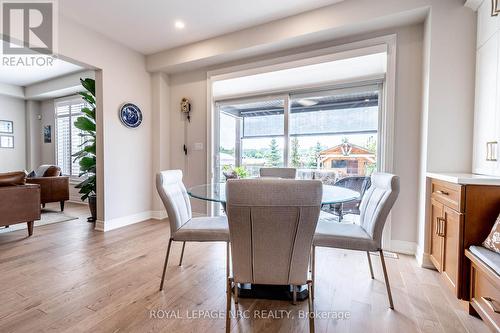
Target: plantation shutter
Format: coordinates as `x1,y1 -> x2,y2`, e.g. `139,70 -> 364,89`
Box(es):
55,97 -> 87,178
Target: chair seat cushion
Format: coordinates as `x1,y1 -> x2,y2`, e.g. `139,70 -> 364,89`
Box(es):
470,245 -> 500,276
173,215 -> 229,242
313,220 -> 378,251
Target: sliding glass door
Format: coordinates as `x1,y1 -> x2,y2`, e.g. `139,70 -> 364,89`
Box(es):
214,83 -> 381,183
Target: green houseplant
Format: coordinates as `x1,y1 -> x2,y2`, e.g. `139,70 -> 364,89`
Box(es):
73,78 -> 97,222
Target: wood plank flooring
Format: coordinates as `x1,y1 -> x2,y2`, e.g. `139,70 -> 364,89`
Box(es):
0,202 -> 490,333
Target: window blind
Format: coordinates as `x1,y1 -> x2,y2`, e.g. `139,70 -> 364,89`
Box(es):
55,97 -> 87,178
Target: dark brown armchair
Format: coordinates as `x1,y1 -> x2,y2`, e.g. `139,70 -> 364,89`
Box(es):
27,165 -> 69,211
0,171 -> 41,236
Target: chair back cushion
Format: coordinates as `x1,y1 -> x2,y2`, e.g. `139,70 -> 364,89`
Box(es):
259,168 -> 296,179
359,173 -> 400,243
156,170 -> 192,235
35,165 -> 61,177
226,179 -> 322,285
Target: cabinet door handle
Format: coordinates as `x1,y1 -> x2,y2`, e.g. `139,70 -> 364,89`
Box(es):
440,218 -> 446,237
482,297 -> 500,314
436,190 -> 449,196
436,217 -> 446,237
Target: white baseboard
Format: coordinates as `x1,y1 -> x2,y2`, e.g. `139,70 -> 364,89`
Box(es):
390,239 -> 417,255
95,209 -> 167,232
416,244 -> 435,269
151,210 -> 168,220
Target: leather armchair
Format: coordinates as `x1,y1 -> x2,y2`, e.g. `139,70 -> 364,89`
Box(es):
0,171 -> 41,236
27,165 -> 69,211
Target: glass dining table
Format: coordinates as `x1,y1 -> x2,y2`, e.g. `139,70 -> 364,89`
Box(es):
187,181 -> 360,302
188,182 -> 360,207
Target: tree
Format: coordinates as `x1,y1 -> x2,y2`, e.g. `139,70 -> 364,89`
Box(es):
290,137 -> 301,168
307,142 -> 322,168
266,138 -> 281,166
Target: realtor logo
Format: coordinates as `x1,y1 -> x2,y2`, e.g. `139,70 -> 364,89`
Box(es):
1,0 -> 54,55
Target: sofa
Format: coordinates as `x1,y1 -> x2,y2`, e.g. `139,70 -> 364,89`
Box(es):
0,171 -> 41,236
26,165 -> 69,211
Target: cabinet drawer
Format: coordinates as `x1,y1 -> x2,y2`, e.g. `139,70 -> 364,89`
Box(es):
431,180 -> 464,212
470,265 -> 500,332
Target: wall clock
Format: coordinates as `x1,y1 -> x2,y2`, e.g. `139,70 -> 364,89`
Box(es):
119,103 -> 142,128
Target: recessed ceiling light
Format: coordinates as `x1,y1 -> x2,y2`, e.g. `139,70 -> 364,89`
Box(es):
174,20 -> 185,29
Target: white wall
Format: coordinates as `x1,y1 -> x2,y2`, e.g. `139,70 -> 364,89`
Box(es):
58,16 -> 153,229
0,95 -> 26,172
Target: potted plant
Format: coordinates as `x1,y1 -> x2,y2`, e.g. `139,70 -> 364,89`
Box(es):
73,78 -> 97,222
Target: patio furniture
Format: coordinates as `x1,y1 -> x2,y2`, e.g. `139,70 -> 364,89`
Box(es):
259,167 -> 296,179
313,172 -> 400,309
329,176 -> 371,221
225,178 -> 322,332
156,170 -> 230,292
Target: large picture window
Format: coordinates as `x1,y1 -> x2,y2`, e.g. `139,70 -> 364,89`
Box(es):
215,84 -> 381,183
55,97 -> 87,178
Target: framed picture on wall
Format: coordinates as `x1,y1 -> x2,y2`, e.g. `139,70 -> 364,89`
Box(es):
0,135 -> 14,148
0,120 -> 13,134
43,125 -> 52,143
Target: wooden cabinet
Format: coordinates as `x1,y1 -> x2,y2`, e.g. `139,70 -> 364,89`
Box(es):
428,178 -> 500,299
473,1 -> 500,176
442,206 -> 464,295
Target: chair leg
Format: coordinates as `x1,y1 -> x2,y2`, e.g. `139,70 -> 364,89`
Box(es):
379,249 -> 394,309
311,246 -> 316,300
226,277 -> 232,333
366,251 -> 374,279
292,285 -> 297,305
178,241 -> 186,266
159,238 -> 173,291
27,221 -> 34,236
226,242 -> 230,293
307,281 -> 315,333
60,201 -> 65,212
234,282 -> 239,304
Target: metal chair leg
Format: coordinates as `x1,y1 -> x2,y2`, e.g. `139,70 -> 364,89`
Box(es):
159,238 -> 173,291
234,282 -> 239,304
311,246 -> 316,300
226,242 -> 230,293
178,241 -> 186,266
226,277 -> 232,333
366,251 -> 374,279
379,249 -> 394,309
307,281 -> 315,333
292,285 -> 297,305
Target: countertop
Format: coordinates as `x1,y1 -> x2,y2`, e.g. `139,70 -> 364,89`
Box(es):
427,172 -> 500,186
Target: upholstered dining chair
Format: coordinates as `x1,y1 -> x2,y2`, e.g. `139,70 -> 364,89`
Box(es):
259,167 -> 297,179
156,170 -> 230,291
312,173 -> 400,309
225,178 -> 322,332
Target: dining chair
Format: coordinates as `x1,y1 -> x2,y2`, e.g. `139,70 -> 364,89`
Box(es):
312,173 -> 400,309
156,170 -> 230,292
259,167 -> 297,179
225,178 -> 322,332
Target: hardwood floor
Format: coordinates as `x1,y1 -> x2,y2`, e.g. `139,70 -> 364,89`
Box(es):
0,206 -> 490,333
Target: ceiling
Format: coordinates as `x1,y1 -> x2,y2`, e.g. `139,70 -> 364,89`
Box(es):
60,0 -> 345,55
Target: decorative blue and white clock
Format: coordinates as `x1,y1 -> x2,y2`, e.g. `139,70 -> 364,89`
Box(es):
119,103 -> 142,128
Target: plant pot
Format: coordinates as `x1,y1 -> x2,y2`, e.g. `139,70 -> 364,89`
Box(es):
88,194 -> 97,223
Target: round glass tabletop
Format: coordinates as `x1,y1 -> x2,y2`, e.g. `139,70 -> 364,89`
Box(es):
188,182 -> 360,205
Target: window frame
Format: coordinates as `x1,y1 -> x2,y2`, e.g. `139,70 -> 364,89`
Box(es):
214,82 -> 382,183
54,95 -> 87,180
